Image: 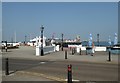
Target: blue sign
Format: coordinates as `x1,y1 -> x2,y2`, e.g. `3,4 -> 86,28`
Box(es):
114,33 -> 117,45
88,33 -> 92,47
108,36 -> 111,46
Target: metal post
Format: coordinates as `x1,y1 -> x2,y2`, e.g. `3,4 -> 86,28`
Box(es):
108,50 -> 111,61
5,41 -> 7,52
86,48 -> 87,55
70,47 -> 71,51
1,47 -> 3,52
97,34 -> 99,46
61,33 -> 64,51
25,35 -> 27,45
5,58 -> 9,75
91,47 -> 93,56
80,48 -> 81,55
65,50 -> 67,59
74,48 -> 75,54
68,64 -> 72,83
72,48 -> 74,55
41,25 -> 44,56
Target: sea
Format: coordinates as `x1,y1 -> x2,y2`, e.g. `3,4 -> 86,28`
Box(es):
82,41 -> 113,46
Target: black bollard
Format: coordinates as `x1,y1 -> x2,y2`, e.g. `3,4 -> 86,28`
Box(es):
41,49 -> 44,56
5,46 -> 7,52
70,47 -> 71,51
65,50 -> 67,59
1,47 -> 3,52
68,64 -> 72,83
80,48 -> 81,55
5,41 -> 7,52
5,58 -> 9,75
74,48 -> 76,54
91,49 -> 93,56
72,48 -> 74,55
108,51 -> 111,61
86,49 -> 87,55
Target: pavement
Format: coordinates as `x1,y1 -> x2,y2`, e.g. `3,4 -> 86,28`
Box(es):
1,46 -> 118,64
2,71 -> 53,81
1,46 -> 119,82
0,52 -> 2,83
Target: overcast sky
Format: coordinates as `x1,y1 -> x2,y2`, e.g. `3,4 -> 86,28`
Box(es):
2,2 -> 118,42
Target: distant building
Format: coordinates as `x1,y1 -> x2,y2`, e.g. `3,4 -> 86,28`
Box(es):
29,36 -> 46,47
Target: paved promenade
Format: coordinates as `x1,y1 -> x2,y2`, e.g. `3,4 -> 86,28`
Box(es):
2,46 -> 118,64
1,46 -> 118,82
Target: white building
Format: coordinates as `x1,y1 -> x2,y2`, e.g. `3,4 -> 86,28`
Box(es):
28,36 -> 46,47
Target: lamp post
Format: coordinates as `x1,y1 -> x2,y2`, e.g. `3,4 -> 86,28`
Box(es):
25,35 -> 27,45
40,25 -> 44,56
97,34 -> 99,46
5,41 -> 7,52
61,33 -> 64,51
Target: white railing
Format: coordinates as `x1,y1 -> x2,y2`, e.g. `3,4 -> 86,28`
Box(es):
44,46 -> 55,54
68,45 -> 107,53
36,45 -> 60,56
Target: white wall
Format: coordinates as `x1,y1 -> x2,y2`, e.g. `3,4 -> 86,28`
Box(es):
68,45 -> 107,52
95,47 -> 106,51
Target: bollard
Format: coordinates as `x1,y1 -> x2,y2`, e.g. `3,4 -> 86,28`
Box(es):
108,51 -> 111,61
5,41 -> 7,52
65,50 -> 67,59
74,48 -> 76,54
5,46 -> 7,52
70,47 -> 71,51
68,64 -> 72,83
86,50 -> 87,55
1,47 -> 3,52
5,58 -> 9,75
72,49 -> 74,55
62,47 -> 63,51
80,48 -> 81,55
91,49 -> 93,56
91,48 -> 94,56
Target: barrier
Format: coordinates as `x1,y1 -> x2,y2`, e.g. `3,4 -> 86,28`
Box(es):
36,46 -> 56,56
44,46 -> 55,54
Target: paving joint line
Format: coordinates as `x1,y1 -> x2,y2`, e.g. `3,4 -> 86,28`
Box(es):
17,71 -> 66,83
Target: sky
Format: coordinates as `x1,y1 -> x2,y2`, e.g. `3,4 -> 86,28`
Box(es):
2,2 -> 118,42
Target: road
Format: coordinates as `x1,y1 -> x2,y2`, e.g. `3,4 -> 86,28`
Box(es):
2,58 -> 118,82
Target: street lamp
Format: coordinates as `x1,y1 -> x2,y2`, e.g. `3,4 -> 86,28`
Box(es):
25,35 -> 27,45
40,25 -> 44,56
97,34 -> 99,46
61,33 -> 64,51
